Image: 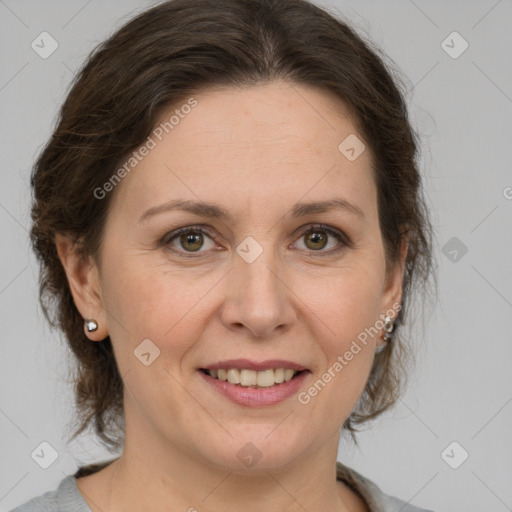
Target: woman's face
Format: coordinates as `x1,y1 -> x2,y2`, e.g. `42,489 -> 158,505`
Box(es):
82,80 -> 405,471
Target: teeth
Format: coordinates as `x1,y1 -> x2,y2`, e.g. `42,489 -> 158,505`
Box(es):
240,369 -> 257,386
227,368 -> 240,384
207,368 -> 300,387
274,368 -> 284,383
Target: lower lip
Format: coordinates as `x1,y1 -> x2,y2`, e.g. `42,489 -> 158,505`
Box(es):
198,370 -> 310,407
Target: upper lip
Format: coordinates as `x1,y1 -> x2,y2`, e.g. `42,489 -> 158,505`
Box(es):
201,359 -> 309,372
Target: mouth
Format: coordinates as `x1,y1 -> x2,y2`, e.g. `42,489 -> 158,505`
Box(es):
199,367 -> 308,388
198,367 -> 310,407
197,358 -> 311,406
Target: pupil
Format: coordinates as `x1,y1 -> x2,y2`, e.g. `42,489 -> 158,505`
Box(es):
307,232 -> 326,250
182,232 -> 203,251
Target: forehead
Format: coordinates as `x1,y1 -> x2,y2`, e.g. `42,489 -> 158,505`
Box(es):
110,80 -> 376,220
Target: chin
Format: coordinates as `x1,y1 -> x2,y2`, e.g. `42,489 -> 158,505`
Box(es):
199,426 -> 309,473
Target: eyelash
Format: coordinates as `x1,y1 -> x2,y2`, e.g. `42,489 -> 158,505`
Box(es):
161,223 -> 351,259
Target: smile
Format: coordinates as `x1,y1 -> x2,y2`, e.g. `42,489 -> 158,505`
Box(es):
202,368 -> 301,387
198,368 -> 310,407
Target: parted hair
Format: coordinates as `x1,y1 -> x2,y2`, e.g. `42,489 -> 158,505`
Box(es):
30,0 -> 436,452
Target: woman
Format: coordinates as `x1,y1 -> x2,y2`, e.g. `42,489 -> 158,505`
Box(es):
12,0 -> 436,510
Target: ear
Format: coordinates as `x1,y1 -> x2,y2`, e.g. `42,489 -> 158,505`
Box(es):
378,236 -> 408,344
55,233 -> 108,341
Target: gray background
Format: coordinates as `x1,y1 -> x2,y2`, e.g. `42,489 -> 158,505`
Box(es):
1,1 -> 511,510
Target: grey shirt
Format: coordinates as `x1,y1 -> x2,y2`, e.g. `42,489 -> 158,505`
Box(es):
10,461 -> 434,512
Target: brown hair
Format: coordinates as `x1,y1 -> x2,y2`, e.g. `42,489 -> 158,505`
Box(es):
30,0 -> 436,452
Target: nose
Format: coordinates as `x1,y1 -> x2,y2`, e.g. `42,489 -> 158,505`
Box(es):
219,245 -> 297,339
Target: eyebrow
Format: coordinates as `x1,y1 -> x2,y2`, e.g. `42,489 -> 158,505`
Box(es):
138,197 -> 365,223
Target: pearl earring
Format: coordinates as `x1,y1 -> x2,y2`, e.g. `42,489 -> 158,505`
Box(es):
383,315 -> 395,341
85,318 -> 98,333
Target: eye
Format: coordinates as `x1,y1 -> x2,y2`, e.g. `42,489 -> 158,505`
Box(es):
163,226 -> 217,255
293,224 -> 349,254
162,223 -> 350,258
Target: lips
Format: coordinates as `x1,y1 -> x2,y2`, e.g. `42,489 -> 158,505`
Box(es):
198,368 -> 310,407
197,358 -> 310,406
201,358 -> 308,372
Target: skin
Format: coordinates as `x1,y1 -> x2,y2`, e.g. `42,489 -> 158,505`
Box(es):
56,79 -> 407,512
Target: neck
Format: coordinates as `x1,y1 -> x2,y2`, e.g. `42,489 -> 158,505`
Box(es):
98,420 -> 354,512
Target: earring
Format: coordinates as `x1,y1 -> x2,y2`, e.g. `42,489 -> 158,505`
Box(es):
85,318 -> 98,333
376,315 -> 396,354
383,315 -> 395,342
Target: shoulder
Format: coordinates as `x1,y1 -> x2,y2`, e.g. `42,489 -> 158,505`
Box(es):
336,461 -> 436,512
9,476 -> 91,512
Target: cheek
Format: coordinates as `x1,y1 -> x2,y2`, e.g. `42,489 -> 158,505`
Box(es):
100,255 -> 215,365
300,261 -> 383,342
296,263 -> 382,401
298,280 -> 379,427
